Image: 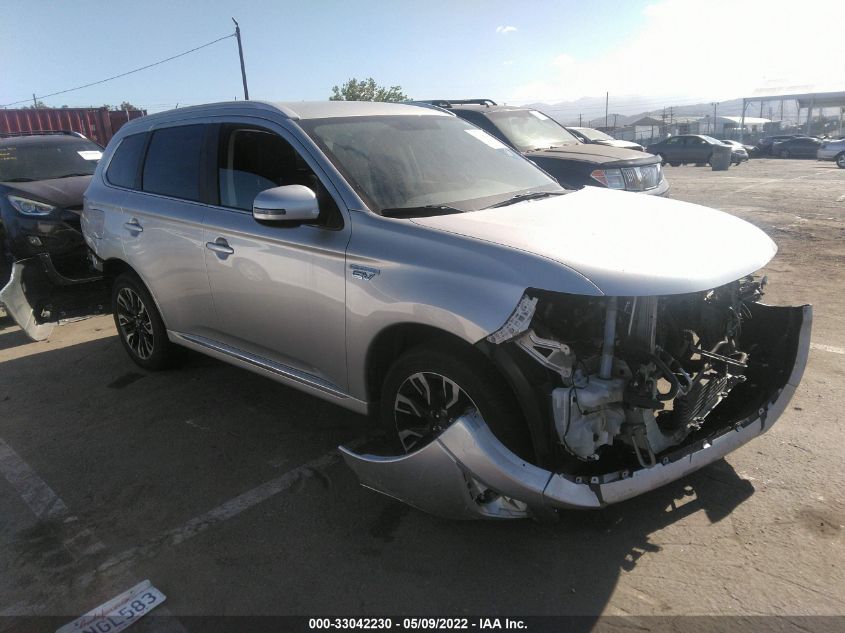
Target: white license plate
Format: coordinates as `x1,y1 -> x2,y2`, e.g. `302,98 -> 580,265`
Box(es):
56,580 -> 167,633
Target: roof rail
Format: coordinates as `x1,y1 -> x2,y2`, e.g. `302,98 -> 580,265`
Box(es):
419,99 -> 498,108
0,130 -> 87,139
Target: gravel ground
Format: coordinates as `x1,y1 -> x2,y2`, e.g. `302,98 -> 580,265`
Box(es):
0,158 -> 842,627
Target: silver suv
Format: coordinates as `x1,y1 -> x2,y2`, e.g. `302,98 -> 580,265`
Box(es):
80,101 -> 811,520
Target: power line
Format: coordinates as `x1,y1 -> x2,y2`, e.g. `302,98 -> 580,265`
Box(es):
2,33 -> 235,108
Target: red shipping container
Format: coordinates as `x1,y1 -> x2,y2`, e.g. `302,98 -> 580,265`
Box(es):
0,107 -> 146,146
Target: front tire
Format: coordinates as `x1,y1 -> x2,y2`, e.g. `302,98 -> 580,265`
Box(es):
836,153 -> 845,168
380,344 -> 531,459
111,272 -> 178,371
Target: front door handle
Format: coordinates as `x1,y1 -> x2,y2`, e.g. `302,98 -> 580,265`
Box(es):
123,219 -> 143,233
206,238 -> 234,257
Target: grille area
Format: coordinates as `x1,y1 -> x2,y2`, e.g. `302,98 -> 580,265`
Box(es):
622,164 -> 661,191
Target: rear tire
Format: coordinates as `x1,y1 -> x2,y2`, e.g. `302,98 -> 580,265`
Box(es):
379,344 -> 531,460
111,272 -> 179,371
836,153 -> 845,168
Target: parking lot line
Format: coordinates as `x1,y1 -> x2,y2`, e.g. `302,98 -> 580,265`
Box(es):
90,441 -> 364,578
0,438 -> 69,519
811,343 -> 845,355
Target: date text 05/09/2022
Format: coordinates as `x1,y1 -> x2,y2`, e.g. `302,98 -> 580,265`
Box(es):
308,618 -> 528,630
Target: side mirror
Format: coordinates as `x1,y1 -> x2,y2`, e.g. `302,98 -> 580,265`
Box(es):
253,185 -> 319,223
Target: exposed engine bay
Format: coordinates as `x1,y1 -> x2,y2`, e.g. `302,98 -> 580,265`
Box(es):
489,277 -> 773,476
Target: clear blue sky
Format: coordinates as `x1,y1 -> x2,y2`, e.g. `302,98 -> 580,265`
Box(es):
0,0 -> 653,111
1,0 -> 839,114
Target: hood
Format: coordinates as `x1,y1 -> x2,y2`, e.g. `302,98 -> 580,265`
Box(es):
3,176 -> 91,208
528,143 -> 656,165
411,187 -> 777,297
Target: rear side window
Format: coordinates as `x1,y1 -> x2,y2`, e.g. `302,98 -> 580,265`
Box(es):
106,133 -> 147,189
142,125 -> 205,201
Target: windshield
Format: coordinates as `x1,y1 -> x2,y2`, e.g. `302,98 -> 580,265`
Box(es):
299,115 -> 563,214
0,138 -> 102,182
699,135 -> 723,145
574,127 -> 614,142
486,110 -> 580,152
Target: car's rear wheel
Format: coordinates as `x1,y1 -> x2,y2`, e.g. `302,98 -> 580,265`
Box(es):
380,344 -> 531,459
836,152 -> 845,168
112,272 -> 179,371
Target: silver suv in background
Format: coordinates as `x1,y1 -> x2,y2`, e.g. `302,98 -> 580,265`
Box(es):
817,137 -> 845,168
77,101 -> 810,520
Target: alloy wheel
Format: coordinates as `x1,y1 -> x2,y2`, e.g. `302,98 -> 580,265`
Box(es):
116,287 -> 154,360
394,371 -> 479,453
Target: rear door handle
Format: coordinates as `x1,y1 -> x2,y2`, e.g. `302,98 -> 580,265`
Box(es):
123,219 -> 143,233
206,238 -> 234,257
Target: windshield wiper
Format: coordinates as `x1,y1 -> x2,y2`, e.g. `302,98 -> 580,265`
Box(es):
55,173 -> 92,179
485,191 -> 567,209
380,204 -> 463,219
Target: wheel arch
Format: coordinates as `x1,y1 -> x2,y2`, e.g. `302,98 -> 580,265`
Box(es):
101,257 -> 170,330
365,323 -> 492,405
364,322 -> 547,463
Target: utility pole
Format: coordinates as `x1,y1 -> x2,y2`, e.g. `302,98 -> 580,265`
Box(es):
232,18 -> 249,100
711,102 -> 718,135
605,92 -> 609,127
578,113 -> 582,126
612,113 -> 618,132
32,94 -> 38,108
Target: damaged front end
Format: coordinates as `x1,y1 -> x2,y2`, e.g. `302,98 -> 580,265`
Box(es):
342,280 -> 811,519
0,253 -> 108,340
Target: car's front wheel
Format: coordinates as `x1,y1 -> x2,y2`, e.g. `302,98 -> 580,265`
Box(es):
836,152 -> 845,168
380,344 -> 531,459
112,272 -> 179,370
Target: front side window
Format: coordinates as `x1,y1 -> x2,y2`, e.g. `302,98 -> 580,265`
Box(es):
142,125 -> 205,201
0,137 -> 102,183
106,133 -> 147,189
300,114 -> 563,214
217,125 -> 341,226
485,109 -> 580,152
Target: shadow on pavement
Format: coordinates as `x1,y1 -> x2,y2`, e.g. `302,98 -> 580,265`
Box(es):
0,335 -> 756,620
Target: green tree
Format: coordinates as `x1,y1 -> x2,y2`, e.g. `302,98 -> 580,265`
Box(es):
23,100 -> 48,109
119,101 -> 139,111
329,77 -> 409,102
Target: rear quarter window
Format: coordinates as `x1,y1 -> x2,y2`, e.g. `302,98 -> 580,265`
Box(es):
106,133 -> 147,189
142,125 -> 205,201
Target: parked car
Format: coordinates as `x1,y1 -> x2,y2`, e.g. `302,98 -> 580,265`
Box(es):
0,132 -> 110,329
817,138 -> 845,168
757,134 -> 801,156
3,101 -> 810,520
646,134 -> 731,166
720,140 -> 750,164
565,126 -> 645,152
772,136 -> 823,159
420,99 -> 668,195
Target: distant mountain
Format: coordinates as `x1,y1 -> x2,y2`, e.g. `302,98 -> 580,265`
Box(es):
518,96 -> 798,127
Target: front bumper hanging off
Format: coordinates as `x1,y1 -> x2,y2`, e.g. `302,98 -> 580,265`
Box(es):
341,303 -> 812,520
0,254 -> 107,341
